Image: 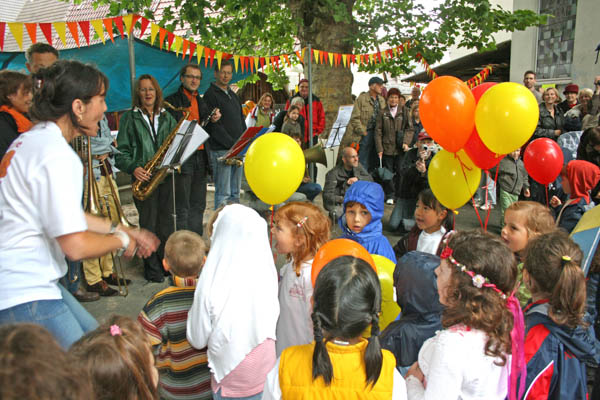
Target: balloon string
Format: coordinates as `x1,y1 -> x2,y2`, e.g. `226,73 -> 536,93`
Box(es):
269,206 -> 277,264
457,153 -> 484,230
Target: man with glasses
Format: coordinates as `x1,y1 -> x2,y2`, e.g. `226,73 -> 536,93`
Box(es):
165,64 -> 221,235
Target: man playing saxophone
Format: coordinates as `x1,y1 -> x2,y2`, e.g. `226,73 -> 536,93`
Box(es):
115,75 -> 177,283
164,64 -> 221,236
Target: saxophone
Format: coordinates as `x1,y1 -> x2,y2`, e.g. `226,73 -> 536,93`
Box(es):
131,101 -> 190,201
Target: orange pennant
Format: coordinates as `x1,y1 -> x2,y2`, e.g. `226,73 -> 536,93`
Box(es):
67,22 -> 80,47
24,23 -> 36,44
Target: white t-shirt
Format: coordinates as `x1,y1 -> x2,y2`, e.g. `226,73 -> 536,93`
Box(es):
262,357 -> 408,400
406,325 -> 509,400
276,259 -> 314,356
416,227 -> 446,255
0,122 -> 87,310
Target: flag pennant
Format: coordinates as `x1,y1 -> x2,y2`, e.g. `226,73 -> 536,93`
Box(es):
0,22 -> 5,51
335,53 -> 342,66
350,54 -> 356,65
209,48 -> 216,67
25,23 -> 36,44
240,56 -> 246,73
328,52 -> 334,66
295,50 -> 302,64
130,14 -> 141,33
122,14 -> 133,35
312,49 -> 319,64
181,39 -> 189,59
195,44 -> 203,64
173,35 -> 182,55
233,55 -> 239,72
166,31 -> 175,50
8,23 -> 23,50
39,23 -> 52,46
102,18 -> 114,43
158,27 -> 167,50
342,54 -> 348,67
139,17 -> 150,37
204,46 -> 210,66
150,23 -> 159,45
67,22 -> 80,47
253,56 -> 259,73
113,16 -> 124,38
283,53 -> 291,67
90,19 -> 105,44
78,20 -> 89,45
259,57 -> 265,70
53,22 -> 67,46
321,51 -> 327,65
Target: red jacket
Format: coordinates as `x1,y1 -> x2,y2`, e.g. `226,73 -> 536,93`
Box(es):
286,94 -> 325,144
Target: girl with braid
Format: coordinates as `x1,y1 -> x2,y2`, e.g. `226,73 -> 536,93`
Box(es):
262,256 -> 407,399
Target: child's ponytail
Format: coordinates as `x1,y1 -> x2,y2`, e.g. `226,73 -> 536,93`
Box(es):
524,231 -> 586,329
364,313 -> 383,387
311,311 -> 333,384
549,256 -> 586,328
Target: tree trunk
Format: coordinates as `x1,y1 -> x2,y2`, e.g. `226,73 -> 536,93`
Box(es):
290,0 -> 356,138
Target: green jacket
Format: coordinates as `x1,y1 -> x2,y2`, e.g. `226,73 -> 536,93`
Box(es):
115,108 -> 177,174
341,92 -> 386,150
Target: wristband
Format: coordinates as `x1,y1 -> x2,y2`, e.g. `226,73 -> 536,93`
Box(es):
109,221 -> 119,234
113,231 -> 130,256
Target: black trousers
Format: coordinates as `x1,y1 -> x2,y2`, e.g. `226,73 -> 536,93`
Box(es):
175,150 -> 208,236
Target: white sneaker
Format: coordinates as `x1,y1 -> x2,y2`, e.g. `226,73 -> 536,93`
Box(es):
479,204 -> 494,210
386,199 -> 395,205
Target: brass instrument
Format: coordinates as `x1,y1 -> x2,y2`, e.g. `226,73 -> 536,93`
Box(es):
303,143 -> 327,167
132,101 -> 190,201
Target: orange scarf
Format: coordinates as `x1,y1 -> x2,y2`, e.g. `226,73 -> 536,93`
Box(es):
0,105 -> 32,133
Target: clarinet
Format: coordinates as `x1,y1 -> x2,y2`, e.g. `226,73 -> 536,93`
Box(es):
201,108 -> 218,127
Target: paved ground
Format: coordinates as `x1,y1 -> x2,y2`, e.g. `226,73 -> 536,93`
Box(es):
83,186 -> 502,323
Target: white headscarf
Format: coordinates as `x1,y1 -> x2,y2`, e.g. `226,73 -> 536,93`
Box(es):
187,204 -> 280,382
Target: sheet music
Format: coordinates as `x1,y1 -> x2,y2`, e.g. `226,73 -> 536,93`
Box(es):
161,120 -> 209,168
326,105 -> 353,148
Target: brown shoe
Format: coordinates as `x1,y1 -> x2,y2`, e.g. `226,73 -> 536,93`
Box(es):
72,288 -> 100,302
103,273 -> 131,286
88,280 -> 118,296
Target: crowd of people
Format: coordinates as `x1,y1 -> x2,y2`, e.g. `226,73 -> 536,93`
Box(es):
1,41 -> 600,400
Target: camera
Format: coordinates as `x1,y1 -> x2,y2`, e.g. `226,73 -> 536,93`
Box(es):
422,144 -> 433,152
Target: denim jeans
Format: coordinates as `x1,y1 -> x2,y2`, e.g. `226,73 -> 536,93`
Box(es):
210,149 -> 242,209
0,283 -> 98,348
212,389 -> 263,400
59,259 -> 82,294
296,182 -> 322,201
358,129 -> 375,172
388,198 -> 416,232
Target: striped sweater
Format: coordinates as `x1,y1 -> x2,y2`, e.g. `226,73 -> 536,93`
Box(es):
138,275 -> 211,400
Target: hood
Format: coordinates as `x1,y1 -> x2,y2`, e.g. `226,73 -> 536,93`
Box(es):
567,160 -> 600,203
395,251 -> 444,317
526,302 -> 599,364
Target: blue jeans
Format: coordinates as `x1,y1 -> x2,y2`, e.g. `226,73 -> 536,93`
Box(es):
0,283 -> 98,348
297,182 -> 322,201
212,389 -> 263,400
59,259 -> 82,294
210,149 -> 242,209
388,198 -> 416,232
358,129 -> 375,172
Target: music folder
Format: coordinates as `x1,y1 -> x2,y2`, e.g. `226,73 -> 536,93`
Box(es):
219,125 -> 275,161
161,120 -> 209,169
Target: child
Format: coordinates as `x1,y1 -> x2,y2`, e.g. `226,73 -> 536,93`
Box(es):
522,231 -> 598,398
501,201 -> 556,307
290,133 -> 322,202
69,315 -> 159,400
272,202 -> 330,356
405,230 -> 525,400
493,148 -> 530,223
551,160 -> 600,233
0,323 -> 91,400
281,105 -> 303,138
393,189 -> 452,260
380,251 -> 443,375
262,256 -> 407,399
138,230 -> 211,400
340,180 -> 396,263
187,204 -> 279,399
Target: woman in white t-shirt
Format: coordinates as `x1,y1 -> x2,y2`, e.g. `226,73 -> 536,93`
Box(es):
0,60 -> 159,348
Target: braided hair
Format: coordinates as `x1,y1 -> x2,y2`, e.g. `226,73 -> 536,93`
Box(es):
311,256 -> 383,387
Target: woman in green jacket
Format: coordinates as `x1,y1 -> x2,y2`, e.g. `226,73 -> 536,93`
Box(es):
116,74 -> 177,282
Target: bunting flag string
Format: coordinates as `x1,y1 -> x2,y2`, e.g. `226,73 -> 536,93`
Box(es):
0,14 -> 494,86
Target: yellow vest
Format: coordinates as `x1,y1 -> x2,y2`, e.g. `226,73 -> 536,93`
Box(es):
279,339 -> 396,399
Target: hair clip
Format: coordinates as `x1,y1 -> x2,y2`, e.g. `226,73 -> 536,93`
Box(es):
561,255 -> 572,267
562,255 -> 572,262
296,216 -> 308,229
110,324 -> 122,336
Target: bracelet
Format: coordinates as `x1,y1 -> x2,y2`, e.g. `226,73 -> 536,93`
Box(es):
113,231 -> 130,256
109,221 -> 119,234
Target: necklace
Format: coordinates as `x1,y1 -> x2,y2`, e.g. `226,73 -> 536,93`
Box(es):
332,339 -> 350,346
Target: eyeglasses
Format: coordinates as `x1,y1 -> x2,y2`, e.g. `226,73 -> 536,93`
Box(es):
139,88 -> 155,93
184,74 -> 202,80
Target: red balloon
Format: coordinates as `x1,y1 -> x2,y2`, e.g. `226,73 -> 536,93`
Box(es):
523,138 -> 564,185
420,76 -> 476,153
471,82 -> 497,103
464,129 -> 504,170
311,239 -> 376,288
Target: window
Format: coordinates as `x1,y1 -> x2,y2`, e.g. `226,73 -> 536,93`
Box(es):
536,0 -> 577,79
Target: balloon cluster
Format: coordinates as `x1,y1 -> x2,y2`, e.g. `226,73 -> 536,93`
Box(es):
420,76 -> 544,210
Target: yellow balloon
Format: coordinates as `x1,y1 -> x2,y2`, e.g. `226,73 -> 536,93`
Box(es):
475,82 -> 539,154
244,132 -> 305,205
372,254 -> 401,331
428,149 -> 481,210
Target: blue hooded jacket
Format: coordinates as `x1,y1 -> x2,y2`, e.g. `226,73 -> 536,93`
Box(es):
339,180 -> 396,263
380,251 -> 443,368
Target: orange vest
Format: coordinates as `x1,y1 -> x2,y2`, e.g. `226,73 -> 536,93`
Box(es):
279,339 -> 395,399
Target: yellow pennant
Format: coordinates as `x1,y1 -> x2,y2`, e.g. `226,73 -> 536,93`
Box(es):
216,51 -> 223,70
313,49 -> 319,64
328,52 -> 334,66
173,35 -> 182,55
233,55 -> 240,72
150,23 -> 159,46
53,22 -> 67,46
122,14 -> 133,35
8,22 -> 23,50
369,53 -> 375,64
342,54 -> 348,67
196,45 -> 204,64
90,19 -> 105,44
253,56 -> 259,72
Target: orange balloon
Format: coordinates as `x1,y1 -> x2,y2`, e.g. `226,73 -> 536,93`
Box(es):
419,76 -> 476,153
311,239 -> 376,288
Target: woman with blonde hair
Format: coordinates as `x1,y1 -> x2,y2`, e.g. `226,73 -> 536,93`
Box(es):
245,92 -> 275,128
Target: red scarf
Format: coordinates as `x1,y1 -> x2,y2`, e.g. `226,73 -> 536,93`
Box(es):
0,105 -> 32,133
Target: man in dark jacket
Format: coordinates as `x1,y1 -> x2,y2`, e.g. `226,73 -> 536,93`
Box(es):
323,146 -> 372,221
203,60 -> 246,208
165,64 -> 221,235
